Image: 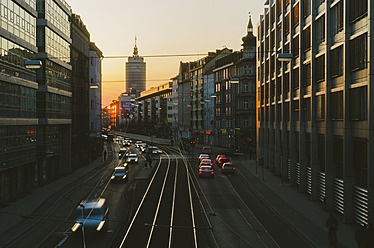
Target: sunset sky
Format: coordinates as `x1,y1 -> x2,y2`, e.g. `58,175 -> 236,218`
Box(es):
67,0 -> 265,106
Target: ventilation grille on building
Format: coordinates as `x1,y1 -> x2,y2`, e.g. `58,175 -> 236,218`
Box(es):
353,186 -> 368,226
334,178 -> 344,215
306,166 -> 312,195
287,159 -> 291,181
318,172 -> 326,202
280,156 -> 283,175
296,162 -> 300,185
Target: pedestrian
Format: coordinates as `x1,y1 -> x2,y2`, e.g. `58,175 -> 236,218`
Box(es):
146,153 -> 152,168
326,213 -> 338,247
103,150 -> 107,161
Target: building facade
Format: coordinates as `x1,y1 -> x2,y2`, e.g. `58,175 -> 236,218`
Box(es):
125,38 -> 145,96
36,0 -> 72,181
71,13 -> 89,170
0,0 -> 38,202
257,0 -> 373,226
177,62 -> 192,139
88,42 -> 103,160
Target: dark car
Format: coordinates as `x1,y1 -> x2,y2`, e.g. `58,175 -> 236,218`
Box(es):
221,162 -> 236,174
71,198 -> 109,233
202,146 -> 212,154
111,167 -> 128,182
199,165 -> 214,178
217,156 -> 230,165
119,148 -> 127,159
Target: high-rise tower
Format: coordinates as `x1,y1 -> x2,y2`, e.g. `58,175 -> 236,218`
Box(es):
126,37 -> 146,96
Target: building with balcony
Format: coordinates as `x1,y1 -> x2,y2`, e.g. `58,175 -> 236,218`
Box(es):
257,0 -> 372,226
0,0 -> 38,202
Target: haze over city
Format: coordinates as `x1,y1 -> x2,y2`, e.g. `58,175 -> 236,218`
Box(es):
67,0 -> 264,106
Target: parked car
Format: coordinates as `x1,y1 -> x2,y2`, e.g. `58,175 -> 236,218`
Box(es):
199,165 -> 214,178
221,162 -> 236,174
202,146 -> 212,154
111,167 -> 128,182
71,198 -> 109,233
127,153 -> 139,163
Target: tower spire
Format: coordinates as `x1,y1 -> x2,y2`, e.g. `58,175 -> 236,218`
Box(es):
133,35 -> 139,57
247,12 -> 253,34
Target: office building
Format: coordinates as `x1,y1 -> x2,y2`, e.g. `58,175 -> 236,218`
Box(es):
126,37 -> 146,96
257,0 -> 372,225
36,0 -> 72,180
0,0 -> 38,202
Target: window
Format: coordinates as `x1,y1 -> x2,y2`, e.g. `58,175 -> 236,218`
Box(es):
353,139 -> 368,188
303,26 -> 311,52
293,35 -> 299,58
303,0 -> 311,18
284,102 -> 290,121
303,98 -> 311,121
331,1 -> 343,35
316,0 -> 325,8
350,86 -> 367,121
277,0 -> 282,16
315,55 -> 325,82
284,72 -> 290,93
293,3 -> 299,27
271,80 -> 275,98
285,0 -> 290,6
285,13 -> 290,34
318,135 -> 325,171
243,101 -> 249,109
350,33 -> 367,71
330,91 -> 343,120
350,0 -> 368,23
293,100 -> 299,121
303,63 -> 311,86
293,68 -> 299,90
330,46 -> 343,78
243,82 -> 249,92
316,15 -> 325,43
316,94 -> 325,121
271,5 -> 275,24
333,137 -> 343,179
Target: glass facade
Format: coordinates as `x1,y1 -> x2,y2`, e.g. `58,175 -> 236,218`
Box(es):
37,92 -> 71,119
40,59 -> 71,91
0,0 -> 36,46
37,27 -> 70,63
0,37 -> 36,68
36,0 -> 70,37
0,81 -> 36,118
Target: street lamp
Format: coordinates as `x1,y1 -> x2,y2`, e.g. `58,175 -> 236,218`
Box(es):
25,60 -> 42,69
277,53 -> 293,62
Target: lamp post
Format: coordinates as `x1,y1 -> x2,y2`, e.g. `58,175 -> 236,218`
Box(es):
79,203 -> 87,248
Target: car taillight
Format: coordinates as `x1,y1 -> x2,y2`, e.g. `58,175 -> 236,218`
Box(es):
222,166 -> 225,169
233,167 -> 235,170
211,171 -> 214,174
209,150 -> 211,152
199,171 -> 202,174
210,163 -> 213,166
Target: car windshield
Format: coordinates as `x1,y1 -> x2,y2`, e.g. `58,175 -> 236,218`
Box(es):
115,168 -> 126,173
129,155 -> 137,158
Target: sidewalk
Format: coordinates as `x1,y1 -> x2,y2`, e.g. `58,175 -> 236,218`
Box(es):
194,143 -> 357,248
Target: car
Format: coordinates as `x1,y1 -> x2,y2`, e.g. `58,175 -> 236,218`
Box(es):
216,154 -> 227,162
71,198 -> 109,233
199,165 -> 214,178
149,146 -> 162,154
123,139 -> 131,146
199,160 -> 214,169
202,146 -> 212,154
118,148 -> 128,159
221,162 -> 236,174
126,153 -> 139,163
217,156 -> 230,165
198,154 -> 210,161
111,167 -> 128,182
135,141 -> 143,148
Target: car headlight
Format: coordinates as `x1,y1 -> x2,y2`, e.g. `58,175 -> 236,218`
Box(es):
122,175 -> 127,179
111,175 -> 115,180
135,158 -> 138,162
127,158 -> 130,162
